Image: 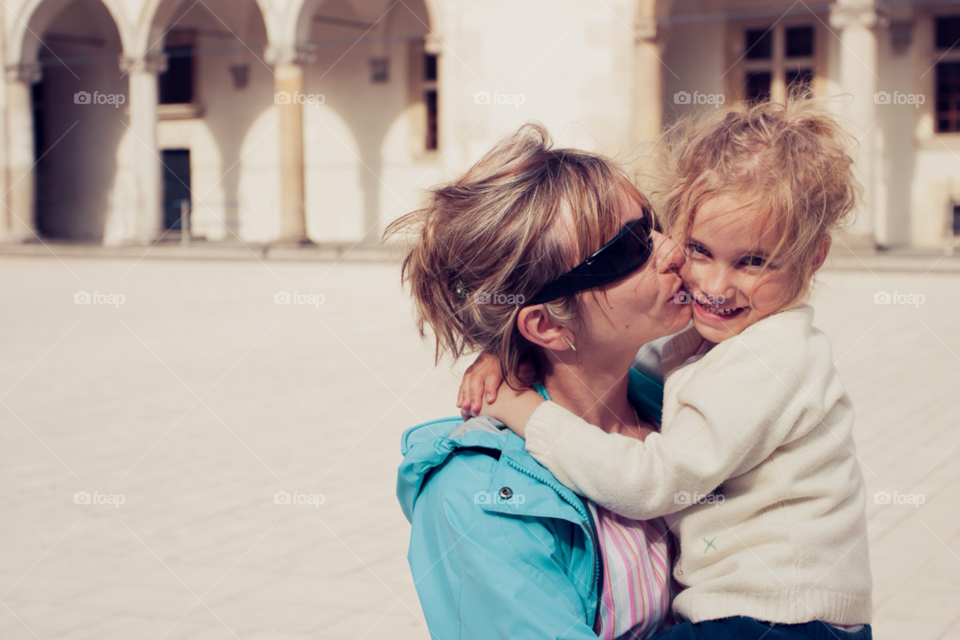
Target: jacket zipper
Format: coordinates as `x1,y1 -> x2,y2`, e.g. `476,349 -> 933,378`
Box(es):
505,458 -> 602,629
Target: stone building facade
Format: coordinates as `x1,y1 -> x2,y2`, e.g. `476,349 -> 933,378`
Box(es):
0,0 -> 956,249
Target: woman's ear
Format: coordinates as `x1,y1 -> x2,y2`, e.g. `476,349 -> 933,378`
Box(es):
809,236 -> 832,276
517,306 -> 574,351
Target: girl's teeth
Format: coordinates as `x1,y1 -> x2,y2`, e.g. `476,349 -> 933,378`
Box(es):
709,306 -> 740,316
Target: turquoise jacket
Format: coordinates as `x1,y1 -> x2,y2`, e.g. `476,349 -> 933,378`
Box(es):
397,369 -> 664,639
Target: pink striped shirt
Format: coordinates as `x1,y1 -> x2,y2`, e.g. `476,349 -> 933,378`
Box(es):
588,501 -> 673,640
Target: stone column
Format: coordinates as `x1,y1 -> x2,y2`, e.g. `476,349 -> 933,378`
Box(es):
4,63 -> 41,241
265,44 -> 309,244
121,55 -> 165,243
829,2 -> 881,244
634,17 -> 664,142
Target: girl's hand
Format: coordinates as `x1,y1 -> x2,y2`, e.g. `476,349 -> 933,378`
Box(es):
478,381 -> 545,439
457,352 -> 504,420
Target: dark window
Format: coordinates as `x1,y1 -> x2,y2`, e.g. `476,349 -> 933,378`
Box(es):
935,16 -> 960,50
745,29 -> 772,60
786,68 -> 814,98
425,89 -> 438,150
370,57 -> 389,83
936,62 -> 960,133
953,204 -> 960,235
745,71 -> 771,103
162,149 -> 191,230
159,41 -> 194,104
785,26 -> 814,58
424,53 -> 437,81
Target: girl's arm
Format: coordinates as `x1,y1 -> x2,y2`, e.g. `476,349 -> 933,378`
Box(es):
519,348 -> 814,521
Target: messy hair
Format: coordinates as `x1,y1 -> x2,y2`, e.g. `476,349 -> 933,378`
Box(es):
652,98 -> 862,309
384,123 -> 650,387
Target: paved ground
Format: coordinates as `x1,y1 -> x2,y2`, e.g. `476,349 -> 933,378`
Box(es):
0,254 -> 956,640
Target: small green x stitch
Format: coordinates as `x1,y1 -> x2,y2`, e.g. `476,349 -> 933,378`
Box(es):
703,537 -> 717,553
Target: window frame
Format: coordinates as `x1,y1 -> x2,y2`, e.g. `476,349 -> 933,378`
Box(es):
933,15 -> 960,134
406,38 -> 439,157
726,18 -> 826,104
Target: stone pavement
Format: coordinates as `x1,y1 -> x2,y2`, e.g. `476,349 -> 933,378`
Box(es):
0,254 -> 956,640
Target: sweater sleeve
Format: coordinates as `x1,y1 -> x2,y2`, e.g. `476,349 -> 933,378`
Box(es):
524,329 -> 820,520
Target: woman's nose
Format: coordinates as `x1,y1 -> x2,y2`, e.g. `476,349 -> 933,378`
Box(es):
652,231 -> 684,272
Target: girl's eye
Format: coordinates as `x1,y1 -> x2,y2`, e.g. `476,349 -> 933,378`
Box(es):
687,243 -> 709,257
741,256 -> 766,268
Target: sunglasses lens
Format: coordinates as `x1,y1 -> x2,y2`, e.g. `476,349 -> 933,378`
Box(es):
587,218 -> 652,277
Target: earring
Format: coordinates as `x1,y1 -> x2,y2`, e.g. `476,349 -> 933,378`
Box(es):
564,337 -> 577,352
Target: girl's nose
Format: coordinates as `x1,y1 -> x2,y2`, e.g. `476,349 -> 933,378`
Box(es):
702,265 -> 737,301
652,231 -> 684,273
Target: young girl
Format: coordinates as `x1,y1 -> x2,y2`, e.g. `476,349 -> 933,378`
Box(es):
457,100 -> 873,639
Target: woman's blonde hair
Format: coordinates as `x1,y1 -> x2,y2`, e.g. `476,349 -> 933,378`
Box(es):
384,123 -> 649,387
652,98 -> 861,309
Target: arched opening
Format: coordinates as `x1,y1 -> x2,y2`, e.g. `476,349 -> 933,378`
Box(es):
298,0 -> 436,242
146,0 -> 270,242
27,0 -> 125,240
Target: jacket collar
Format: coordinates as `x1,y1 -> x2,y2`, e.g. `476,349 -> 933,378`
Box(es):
397,416 -> 588,524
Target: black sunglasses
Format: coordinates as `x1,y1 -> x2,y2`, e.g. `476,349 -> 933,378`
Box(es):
524,210 -> 658,306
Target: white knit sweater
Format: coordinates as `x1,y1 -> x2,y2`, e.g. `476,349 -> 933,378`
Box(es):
524,305 -> 872,625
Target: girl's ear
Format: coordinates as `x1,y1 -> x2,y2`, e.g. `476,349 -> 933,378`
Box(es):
517,306 -> 574,351
809,236 -> 832,275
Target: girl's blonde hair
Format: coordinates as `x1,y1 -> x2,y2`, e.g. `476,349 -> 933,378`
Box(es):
653,98 -> 862,308
384,123 -> 650,387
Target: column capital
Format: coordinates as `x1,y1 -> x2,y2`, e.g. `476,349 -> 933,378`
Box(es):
829,3 -> 886,30
634,16 -> 661,42
6,62 -> 42,84
119,54 -> 167,75
424,33 -> 442,55
264,44 -> 315,67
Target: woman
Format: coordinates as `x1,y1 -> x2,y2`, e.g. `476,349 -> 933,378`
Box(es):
388,124 -> 691,639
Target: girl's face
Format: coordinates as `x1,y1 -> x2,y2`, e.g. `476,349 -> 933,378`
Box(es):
680,195 -> 792,343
